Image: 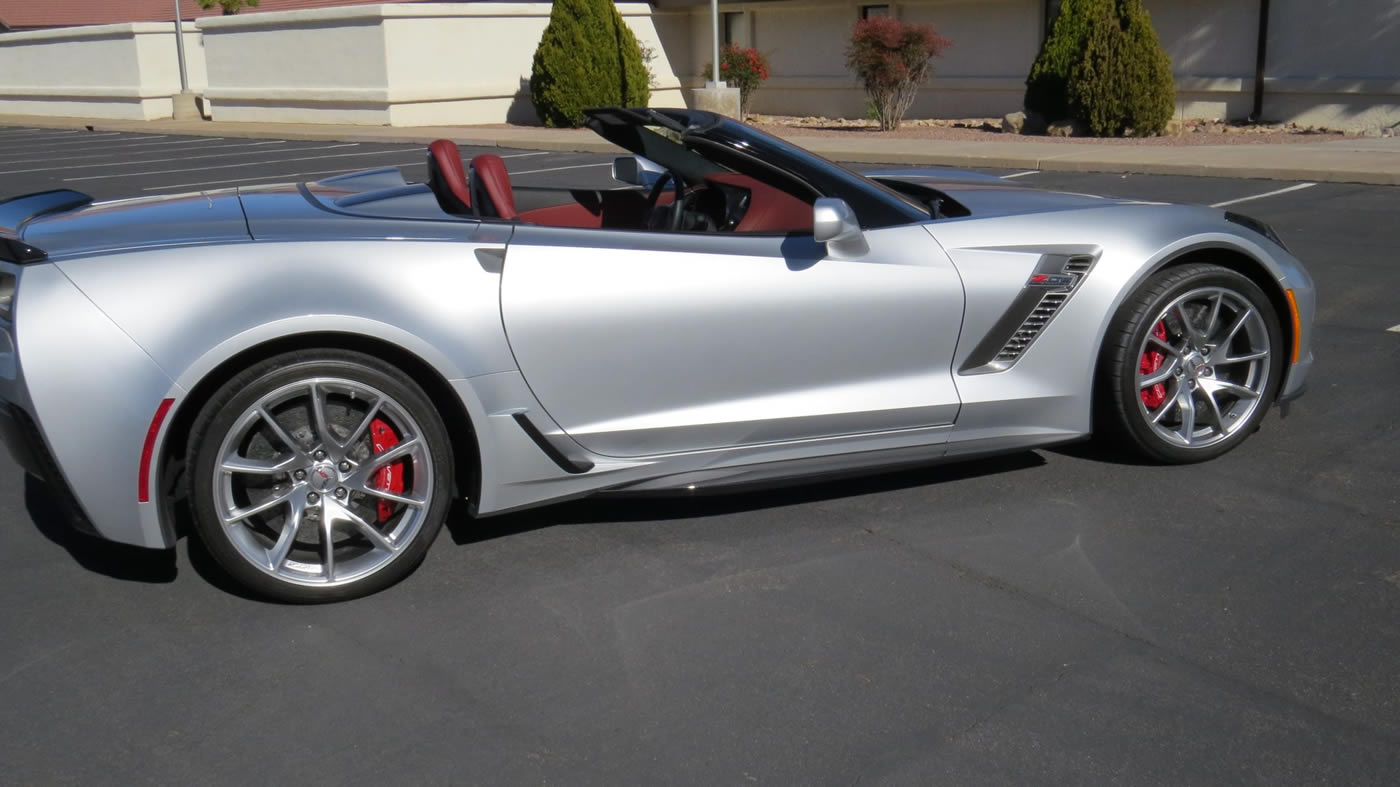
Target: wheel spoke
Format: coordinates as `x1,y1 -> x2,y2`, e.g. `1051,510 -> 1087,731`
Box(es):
1203,292 -> 1224,339
1140,357 -> 1179,388
1219,349 -> 1268,365
222,454 -> 297,475
1174,304 -> 1206,345
1201,377 -> 1261,401
257,407 -> 305,458
223,487 -> 295,524
308,381 -> 337,450
266,499 -> 303,571
1151,378 -> 1181,424
1146,333 -> 1182,356
1222,308 -> 1254,347
342,398 -> 383,451
1175,388 -> 1197,443
1198,387 -> 1227,435
358,437 -> 421,475
320,508 -> 336,581
334,501 -> 398,553
357,484 -> 427,508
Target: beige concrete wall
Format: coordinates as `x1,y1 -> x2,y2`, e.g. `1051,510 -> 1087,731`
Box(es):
1261,0 -> 1400,130
665,0 -> 1396,129
0,22 -> 205,120
199,2 -> 683,126
666,0 -> 1036,118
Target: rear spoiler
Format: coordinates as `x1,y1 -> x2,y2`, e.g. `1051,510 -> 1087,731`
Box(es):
0,189 -> 93,263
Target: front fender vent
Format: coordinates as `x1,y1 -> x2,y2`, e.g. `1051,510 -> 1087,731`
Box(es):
960,254 -> 1096,375
994,291 -> 1071,364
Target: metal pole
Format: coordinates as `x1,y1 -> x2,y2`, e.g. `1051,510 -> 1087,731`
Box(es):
174,0 -> 190,93
1250,0 -> 1271,121
710,0 -> 723,88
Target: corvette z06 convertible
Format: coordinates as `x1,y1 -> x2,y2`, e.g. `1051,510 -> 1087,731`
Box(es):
0,108 -> 1314,601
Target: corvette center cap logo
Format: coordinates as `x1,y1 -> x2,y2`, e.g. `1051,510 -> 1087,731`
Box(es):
309,463 -> 336,491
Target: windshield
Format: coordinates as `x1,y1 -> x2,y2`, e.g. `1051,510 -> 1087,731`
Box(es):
586,108 -> 930,228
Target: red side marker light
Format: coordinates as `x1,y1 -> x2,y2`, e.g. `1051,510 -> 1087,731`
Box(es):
138,398 -> 175,503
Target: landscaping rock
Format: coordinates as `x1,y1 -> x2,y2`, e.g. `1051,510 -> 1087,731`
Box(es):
1047,119 -> 1087,137
1002,110 -> 1048,135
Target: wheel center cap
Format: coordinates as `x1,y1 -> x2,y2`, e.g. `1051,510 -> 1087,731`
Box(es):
1184,351 -> 1208,378
308,461 -> 337,492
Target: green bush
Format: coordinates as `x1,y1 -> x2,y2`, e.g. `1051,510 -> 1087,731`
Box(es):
1025,0 -> 1175,137
529,0 -> 651,128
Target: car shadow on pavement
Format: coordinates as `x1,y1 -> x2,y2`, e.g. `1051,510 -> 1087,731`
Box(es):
24,474 -> 177,583
1047,437 -> 1161,466
446,450 -> 1046,546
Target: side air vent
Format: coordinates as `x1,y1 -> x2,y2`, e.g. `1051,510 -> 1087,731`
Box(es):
959,254 -> 1098,375
1062,256 -> 1093,274
994,291 -> 1070,364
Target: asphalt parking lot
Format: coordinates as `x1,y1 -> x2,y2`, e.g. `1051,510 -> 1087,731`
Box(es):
1,126 -> 1398,784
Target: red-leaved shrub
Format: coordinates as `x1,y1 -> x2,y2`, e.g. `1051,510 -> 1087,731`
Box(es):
704,44 -> 771,117
845,17 -> 950,130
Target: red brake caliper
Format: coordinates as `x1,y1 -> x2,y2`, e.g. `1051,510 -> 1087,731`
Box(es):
369,418 -> 403,523
1139,321 -> 1169,410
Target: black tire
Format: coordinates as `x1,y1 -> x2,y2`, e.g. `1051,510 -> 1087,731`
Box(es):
187,349 -> 454,603
1097,263 -> 1285,463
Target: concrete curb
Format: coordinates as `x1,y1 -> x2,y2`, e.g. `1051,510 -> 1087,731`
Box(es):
2,113 -> 1396,186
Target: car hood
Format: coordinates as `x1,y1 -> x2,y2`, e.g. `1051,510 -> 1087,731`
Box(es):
868,170 -> 1145,219
21,190 -> 250,259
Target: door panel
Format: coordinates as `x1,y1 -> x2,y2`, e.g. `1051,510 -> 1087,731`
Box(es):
500,225 -> 963,458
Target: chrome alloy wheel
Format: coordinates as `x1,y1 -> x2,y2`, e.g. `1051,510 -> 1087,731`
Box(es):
1136,286 -> 1272,448
212,377 -> 434,587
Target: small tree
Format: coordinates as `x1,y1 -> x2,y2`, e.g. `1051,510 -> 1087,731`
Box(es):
198,0 -> 259,14
1026,0 -> 1175,136
529,0 -> 651,128
703,45 -> 770,118
845,17 -> 950,131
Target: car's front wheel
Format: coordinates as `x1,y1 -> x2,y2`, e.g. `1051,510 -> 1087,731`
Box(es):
1099,263 -> 1284,463
188,349 -> 454,602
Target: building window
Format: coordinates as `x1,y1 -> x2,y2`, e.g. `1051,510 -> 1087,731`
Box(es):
861,5 -> 891,19
723,11 -> 748,48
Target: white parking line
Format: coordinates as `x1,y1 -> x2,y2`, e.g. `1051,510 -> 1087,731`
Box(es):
1210,183 -> 1316,208
0,138 -> 291,168
140,158 -> 427,191
1388,324 -> 1400,333
57,146 -> 508,181
1001,170 -> 1040,179
509,162 -> 611,176
0,137 -> 251,167
4,142 -> 359,176
0,128 -> 84,138
0,132 -> 131,148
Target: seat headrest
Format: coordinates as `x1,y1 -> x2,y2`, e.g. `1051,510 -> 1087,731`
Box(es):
469,154 -> 517,220
426,139 -> 471,216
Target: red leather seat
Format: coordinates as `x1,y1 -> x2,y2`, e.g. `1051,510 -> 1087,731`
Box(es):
469,154 -> 517,220
426,139 -> 472,216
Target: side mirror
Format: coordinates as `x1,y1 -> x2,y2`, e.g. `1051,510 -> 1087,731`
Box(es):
611,155 -> 665,188
812,197 -> 864,247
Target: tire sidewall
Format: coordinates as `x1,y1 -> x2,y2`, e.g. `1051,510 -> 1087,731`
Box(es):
188,350 -> 453,603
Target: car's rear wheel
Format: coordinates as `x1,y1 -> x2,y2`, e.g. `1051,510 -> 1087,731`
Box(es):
188,350 -> 453,602
1099,263 -> 1284,463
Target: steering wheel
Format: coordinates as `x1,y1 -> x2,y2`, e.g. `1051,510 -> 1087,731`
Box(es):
643,171 -> 673,217
666,172 -> 687,231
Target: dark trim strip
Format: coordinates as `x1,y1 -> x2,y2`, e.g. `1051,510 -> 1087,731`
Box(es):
511,413 -> 594,474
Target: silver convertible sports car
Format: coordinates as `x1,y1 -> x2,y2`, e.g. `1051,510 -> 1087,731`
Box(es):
0,108 -> 1314,601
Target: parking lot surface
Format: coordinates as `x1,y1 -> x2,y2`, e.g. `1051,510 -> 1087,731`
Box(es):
1,127 -> 1398,784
